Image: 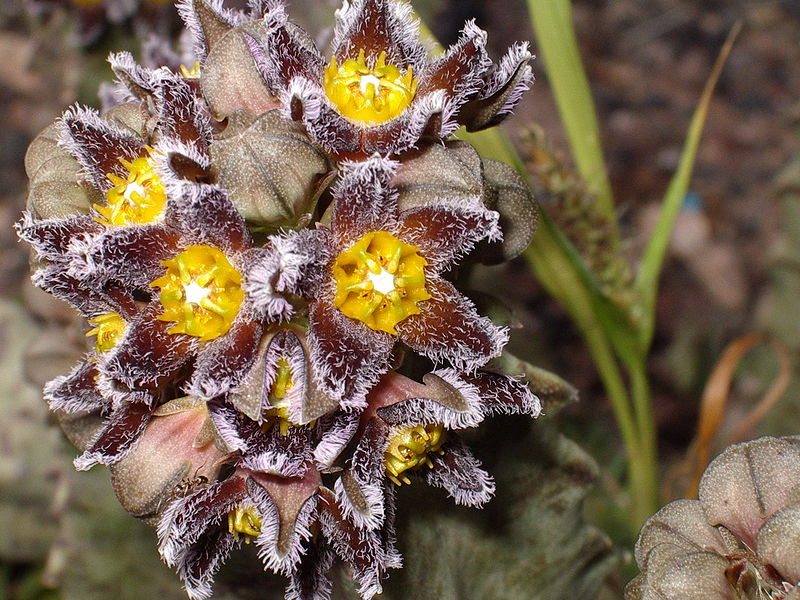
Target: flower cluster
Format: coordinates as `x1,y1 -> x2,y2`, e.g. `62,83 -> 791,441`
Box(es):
628,436 -> 800,600
19,1 -> 538,598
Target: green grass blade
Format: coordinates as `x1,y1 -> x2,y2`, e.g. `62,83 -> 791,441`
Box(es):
636,23 -> 742,350
526,0 -> 617,244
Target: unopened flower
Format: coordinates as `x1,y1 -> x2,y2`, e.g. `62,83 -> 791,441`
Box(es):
188,0 -> 533,158
628,436 -> 800,600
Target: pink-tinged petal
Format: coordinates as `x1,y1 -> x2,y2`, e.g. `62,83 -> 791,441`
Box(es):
59,105 -> 145,192
418,20 -> 489,105
158,474 -> 248,564
397,204 -> 500,273
16,212 -> 103,261
153,70 -> 212,149
249,469 -> 321,575
44,360 -> 107,414
246,0 -> 281,18
318,487 -> 395,600
371,369 -> 484,430
238,426 -> 314,477
264,229 -> 332,301
460,370 -> 542,418
241,246 -> 300,323
331,157 -> 399,243
396,278 -> 508,371
31,265 -> 114,317
335,419 -> 391,531
177,523 -> 237,600
166,185 -> 251,253
422,435 -> 495,507
186,319 -> 263,399
314,410 -> 360,469
73,398 -> 155,470
73,224 -> 180,288
108,51 -> 156,100
177,0 -> 245,61
101,303 -> 198,390
285,536 -> 335,600
308,300 -> 393,410
460,42 -> 534,132
331,0 -> 426,69
244,7 -> 324,95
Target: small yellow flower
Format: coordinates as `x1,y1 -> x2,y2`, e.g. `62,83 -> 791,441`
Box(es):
263,359 -> 299,435
95,148 -> 167,227
324,49 -> 417,125
384,424 -> 446,486
151,245 -> 244,342
180,61 -> 202,79
227,505 -> 262,543
86,312 -> 127,353
333,231 -> 430,335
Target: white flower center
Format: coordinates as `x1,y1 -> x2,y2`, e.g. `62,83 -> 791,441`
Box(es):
184,280 -> 210,305
368,268 -> 396,295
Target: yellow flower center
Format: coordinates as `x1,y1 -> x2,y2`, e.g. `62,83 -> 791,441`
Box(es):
150,245 -> 244,342
333,231 -> 430,335
384,424 -> 446,486
263,359 -> 298,436
86,312 -> 127,353
180,61 -> 201,78
95,148 -> 167,227
323,49 -> 417,125
227,505 -> 261,543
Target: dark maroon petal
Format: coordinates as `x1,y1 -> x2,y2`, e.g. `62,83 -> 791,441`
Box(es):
239,425 -> 314,477
166,185 -> 251,253
16,212 -> 103,261
421,435 -> 494,507
318,487 -> 395,599
331,157 -> 399,243
153,70 -> 212,148
314,410 -> 360,469
459,42 -> 534,131
249,469 -> 321,574
372,369 -> 483,430
335,419 -> 390,530
178,0 -> 244,61
418,20 -> 488,104
187,319 -> 263,399
158,474 -> 249,564
332,0 -> 426,69
79,224 -> 181,289
285,536 -> 335,600
308,300 -> 393,410
302,103 -> 361,156
74,399 -> 155,470
59,105 -> 145,192
44,360 -> 108,414
101,303 -> 197,390
244,7 -> 324,94
31,265 -> 114,317
396,277 -> 508,371
397,204 -> 500,272
459,370 -> 541,418
207,400 -> 257,452
177,522 -> 237,600
109,51 -> 156,100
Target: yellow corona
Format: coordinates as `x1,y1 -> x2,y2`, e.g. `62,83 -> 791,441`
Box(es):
95,148 -> 167,227
150,246 -> 244,342
324,49 -> 417,125
263,359 -> 297,435
86,312 -> 127,353
384,424 -> 446,486
180,61 -> 201,78
333,231 -> 430,335
228,505 -> 262,543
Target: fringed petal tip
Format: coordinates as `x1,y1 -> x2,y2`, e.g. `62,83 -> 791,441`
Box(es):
424,437 -> 495,507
